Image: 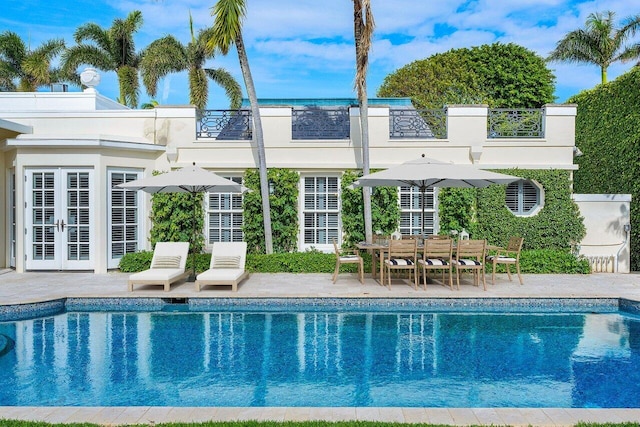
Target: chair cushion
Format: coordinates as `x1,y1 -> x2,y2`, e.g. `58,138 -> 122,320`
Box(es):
454,259 -> 482,266
421,258 -> 449,266
151,255 -> 182,269
213,255 -> 241,269
386,258 -> 414,266
487,255 -> 516,262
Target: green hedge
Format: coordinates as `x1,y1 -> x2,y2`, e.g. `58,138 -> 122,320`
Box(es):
119,249 -> 588,274
569,67 -> 640,270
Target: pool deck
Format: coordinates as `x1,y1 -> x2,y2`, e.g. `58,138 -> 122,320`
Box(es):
2,268 -> 640,426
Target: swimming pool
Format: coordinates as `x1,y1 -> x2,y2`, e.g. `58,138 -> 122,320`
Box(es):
1,297 -> 640,408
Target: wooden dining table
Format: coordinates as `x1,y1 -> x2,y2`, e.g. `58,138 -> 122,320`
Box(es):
356,240 -> 502,286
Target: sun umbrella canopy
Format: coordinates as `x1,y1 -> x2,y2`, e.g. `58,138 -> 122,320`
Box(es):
353,156 -> 520,190
117,164 -> 245,194
352,156 -> 521,238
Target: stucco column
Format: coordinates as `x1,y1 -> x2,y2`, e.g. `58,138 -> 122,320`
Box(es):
446,105 -> 488,164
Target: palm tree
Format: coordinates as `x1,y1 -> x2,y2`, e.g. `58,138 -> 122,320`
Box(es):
208,0 -> 273,254
0,31 -> 67,92
140,14 -> 242,110
62,10 -> 143,107
353,0 -> 375,243
547,10 -> 640,84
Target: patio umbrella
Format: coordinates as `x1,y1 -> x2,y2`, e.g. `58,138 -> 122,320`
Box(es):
117,163 -> 246,281
352,155 -> 521,237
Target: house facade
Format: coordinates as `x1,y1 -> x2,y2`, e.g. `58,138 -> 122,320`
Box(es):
0,76 -> 579,274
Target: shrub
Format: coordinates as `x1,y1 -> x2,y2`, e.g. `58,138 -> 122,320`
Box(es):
120,249 -> 586,274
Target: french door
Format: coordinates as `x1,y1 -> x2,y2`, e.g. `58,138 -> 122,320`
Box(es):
25,168 -> 94,270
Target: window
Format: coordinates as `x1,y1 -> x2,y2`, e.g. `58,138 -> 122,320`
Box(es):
505,180 -> 543,216
206,176 -> 244,244
399,186 -> 436,236
108,170 -> 143,268
303,176 -> 339,246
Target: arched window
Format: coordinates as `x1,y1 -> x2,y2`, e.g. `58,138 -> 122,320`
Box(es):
505,180 -> 543,216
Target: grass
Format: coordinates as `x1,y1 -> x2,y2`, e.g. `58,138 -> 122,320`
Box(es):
0,421 -> 639,427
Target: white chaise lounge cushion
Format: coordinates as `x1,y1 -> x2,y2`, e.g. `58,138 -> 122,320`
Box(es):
128,242 -> 190,292
195,242 -> 248,291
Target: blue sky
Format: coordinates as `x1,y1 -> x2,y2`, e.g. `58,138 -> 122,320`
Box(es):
3,0 -> 640,109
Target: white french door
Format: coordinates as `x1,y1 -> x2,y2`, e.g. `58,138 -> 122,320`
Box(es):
25,168 -> 94,270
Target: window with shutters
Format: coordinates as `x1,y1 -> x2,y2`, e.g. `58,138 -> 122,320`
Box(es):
399,186 -> 436,236
505,180 -> 543,216
206,176 -> 244,245
303,176 -> 339,247
108,169 -> 143,268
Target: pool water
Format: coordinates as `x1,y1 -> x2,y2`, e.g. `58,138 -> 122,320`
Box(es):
1,309 -> 640,407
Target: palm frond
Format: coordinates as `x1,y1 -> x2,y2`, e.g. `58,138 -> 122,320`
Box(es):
0,31 -> 27,71
210,0 -> 246,55
117,64 -> 140,108
140,36 -> 187,97
62,45 -> 114,74
205,67 -> 243,109
189,67 -> 208,109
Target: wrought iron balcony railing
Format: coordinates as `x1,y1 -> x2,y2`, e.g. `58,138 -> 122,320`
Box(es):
292,107 -> 350,139
196,110 -> 252,140
389,108 -> 447,139
488,109 -> 544,138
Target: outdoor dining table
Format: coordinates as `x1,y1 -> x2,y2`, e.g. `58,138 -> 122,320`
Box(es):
356,240 -> 502,286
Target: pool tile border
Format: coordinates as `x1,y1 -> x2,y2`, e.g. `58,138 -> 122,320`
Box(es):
0,296 -> 628,321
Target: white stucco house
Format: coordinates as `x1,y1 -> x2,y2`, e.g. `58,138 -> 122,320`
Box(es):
0,71 -> 629,273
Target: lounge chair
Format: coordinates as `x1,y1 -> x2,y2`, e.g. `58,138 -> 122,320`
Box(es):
195,242 -> 248,292
128,242 -> 190,292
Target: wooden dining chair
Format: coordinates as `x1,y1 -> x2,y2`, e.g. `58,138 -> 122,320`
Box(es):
487,236 -> 524,285
452,239 -> 487,290
384,238 -> 418,290
418,238 -> 453,290
332,238 -> 364,284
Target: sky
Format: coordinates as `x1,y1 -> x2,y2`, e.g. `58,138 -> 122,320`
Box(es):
3,0 -> 640,109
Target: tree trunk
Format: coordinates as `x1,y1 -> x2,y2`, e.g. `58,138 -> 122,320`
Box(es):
236,34 -> 273,254
354,0 -> 373,244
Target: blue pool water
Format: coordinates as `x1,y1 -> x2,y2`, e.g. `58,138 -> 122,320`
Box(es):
1,299 -> 640,408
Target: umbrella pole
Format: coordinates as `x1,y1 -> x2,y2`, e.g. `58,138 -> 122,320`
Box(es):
190,191 -> 198,282
421,187 -> 426,238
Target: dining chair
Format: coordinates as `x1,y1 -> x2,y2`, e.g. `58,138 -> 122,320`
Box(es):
418,238 -> 453,290
332,238 -> 364,284
452,239 -> 487,290
487,236 -> 524,285
384,238 -> 418,290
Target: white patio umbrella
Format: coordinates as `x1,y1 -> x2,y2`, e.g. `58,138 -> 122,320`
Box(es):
352,155 -> 521,237
117,163 -> 246,281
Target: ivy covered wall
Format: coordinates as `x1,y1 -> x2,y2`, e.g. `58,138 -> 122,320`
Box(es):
243,168 -> 299,254
568,68 -> 640,270
474,169 -> 585,249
